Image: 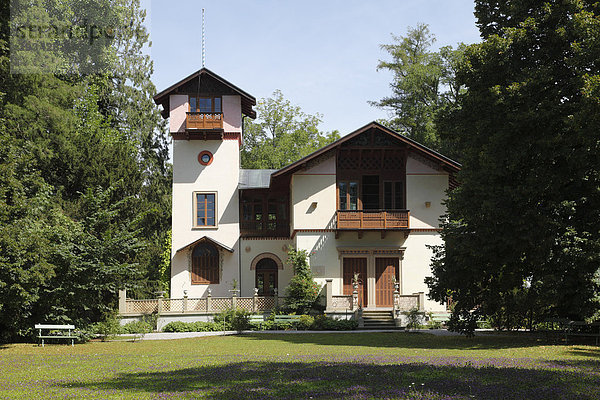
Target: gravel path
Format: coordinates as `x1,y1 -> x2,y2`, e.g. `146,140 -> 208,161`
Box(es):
124,329 -> 495,341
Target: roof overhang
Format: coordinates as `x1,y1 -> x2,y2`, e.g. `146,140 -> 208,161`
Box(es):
176,236 -> 234,254
153,67 -> 256,119
270,121 -> 461,183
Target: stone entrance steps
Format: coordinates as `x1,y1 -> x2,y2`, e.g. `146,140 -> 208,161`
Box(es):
361,310 -> 397,329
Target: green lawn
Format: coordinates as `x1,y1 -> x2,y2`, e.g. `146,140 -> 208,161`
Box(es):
1,332 -> 598,399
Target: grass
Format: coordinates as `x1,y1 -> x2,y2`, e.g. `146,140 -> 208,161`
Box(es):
1,332 -> 599,399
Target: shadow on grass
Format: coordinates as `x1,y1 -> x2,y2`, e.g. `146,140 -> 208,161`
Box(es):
568,346 -> 600,358
59,360 -> 599,399
239,331 -> 545,350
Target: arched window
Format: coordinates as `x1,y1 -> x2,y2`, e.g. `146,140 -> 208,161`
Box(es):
256,257 -> 278,296
192,243 -> 219,284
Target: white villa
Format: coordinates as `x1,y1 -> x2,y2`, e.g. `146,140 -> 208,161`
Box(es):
120,68 -> 460,327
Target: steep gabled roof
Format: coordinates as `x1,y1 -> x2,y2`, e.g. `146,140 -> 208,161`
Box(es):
271,121 -> 461,180
153,68 -> 257,119
175,236 -> 234,254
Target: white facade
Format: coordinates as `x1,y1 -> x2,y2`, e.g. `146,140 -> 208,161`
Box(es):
156,69 -> 460,312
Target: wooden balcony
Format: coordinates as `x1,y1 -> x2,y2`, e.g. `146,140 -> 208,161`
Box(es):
186,112 -> 223,130
336,209 -> 410,231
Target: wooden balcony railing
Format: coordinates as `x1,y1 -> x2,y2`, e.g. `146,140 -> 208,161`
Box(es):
336,209 -> 409,230
186,112 -> 223,130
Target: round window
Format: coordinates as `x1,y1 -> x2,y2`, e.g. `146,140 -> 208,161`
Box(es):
198,151 -> 213,166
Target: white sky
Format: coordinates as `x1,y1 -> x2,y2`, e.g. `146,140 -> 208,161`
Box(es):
147,0 -> 481,136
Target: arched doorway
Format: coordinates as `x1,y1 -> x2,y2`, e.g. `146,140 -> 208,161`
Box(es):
255,257 -> 278,296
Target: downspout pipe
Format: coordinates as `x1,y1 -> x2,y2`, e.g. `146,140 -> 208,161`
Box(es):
238,115 -> 247,294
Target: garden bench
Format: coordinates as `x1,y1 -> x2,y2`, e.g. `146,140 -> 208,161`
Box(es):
565,321 -> 600,345
273,315 -> 301,330
429,312 -> 450,323
248,315 -> 265,329
540,318 -> 570,342
35,324 -> 76,347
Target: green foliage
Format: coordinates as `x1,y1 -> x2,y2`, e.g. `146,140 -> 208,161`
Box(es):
283,248 -> 321,314
121,320 -> 152,335
213,308 -> 251,332
296,315 -> 315,330
427,0 -> 600,336
310,315 -> 358,331
92,312 -> 122,341
161,321 -> 221,333
372,23 -> 465,155
241,90 -> 340,169
405,308 -> 424,331
0,0 -> 171,342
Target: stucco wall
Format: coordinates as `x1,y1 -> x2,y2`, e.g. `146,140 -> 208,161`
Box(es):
171,139 -> 241,298
294,231 -> 445,312
291,173 -> 336,230
401,231 -> 444,311
406,174 -> 448,229
239,239 -> 293,297
406,154 -> 449,229
223,95 -> 241,132
169,95 -> 188,133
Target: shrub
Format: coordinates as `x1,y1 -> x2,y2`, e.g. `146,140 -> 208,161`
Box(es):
213,308 -> 251,332
405,308 -> 424,331
122,320 -> 152,335
162,321 -> 190,332
296,315 -> 315,330
311,315 -> 357,331
284,248 -> 321,314
162,321 -> 221,332
92,312 -> 122,341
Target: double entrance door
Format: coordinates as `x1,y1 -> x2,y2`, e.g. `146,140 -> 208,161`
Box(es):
342,257 -> 400,307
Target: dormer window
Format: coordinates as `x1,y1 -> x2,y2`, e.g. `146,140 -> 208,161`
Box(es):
189,96 -> 222,113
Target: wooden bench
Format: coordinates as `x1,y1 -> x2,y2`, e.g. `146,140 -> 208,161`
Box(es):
273,315 -> 301,330
248,315 -> 265,329
566,321 -> 600,345
35,324 -> 76,347
540,318 -> 570,342
429,312 -> 450,324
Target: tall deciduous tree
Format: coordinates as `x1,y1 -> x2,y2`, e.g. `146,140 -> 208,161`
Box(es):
241,90 -> 340,169
426,1 -> 600,334
0,0 -> 171,341
372,23 -> 464,155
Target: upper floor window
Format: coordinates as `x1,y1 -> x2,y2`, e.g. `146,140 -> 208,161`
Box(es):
384,181 -> 404,209
194,192 -> 216,228
189,96 -> 222,113
240,191 -> 289,237
338,181 -> 358,210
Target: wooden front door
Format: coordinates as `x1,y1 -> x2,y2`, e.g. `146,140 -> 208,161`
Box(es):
343,258 -> 367,307
375,258 -> 399,307
256,258 -> 278,296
